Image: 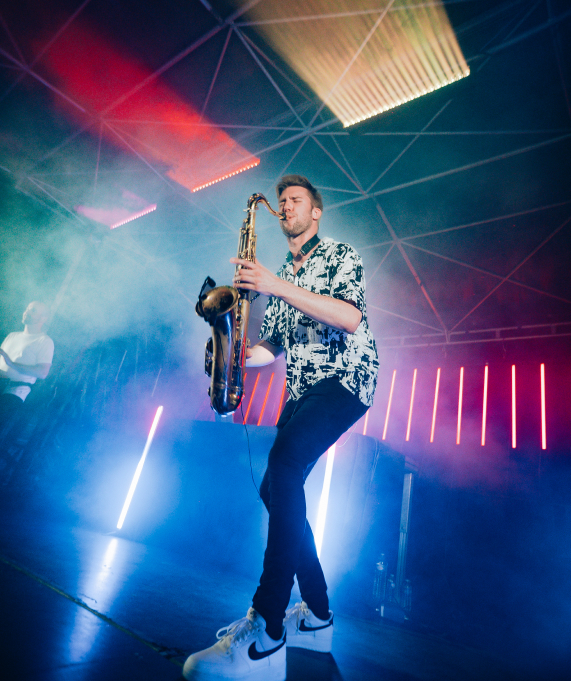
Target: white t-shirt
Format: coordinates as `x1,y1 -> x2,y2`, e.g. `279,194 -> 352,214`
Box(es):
0,331 -> 54,401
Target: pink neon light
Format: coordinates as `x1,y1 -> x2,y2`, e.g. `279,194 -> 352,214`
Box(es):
192,160 -> 260,193
362,409 -> 370,436
382,370 -> 397,441
275,378 -> 287,426
540,363 -> 546,450
110,204 -> 157,229
481,365 -> 489,446
405,369 -> 417,442
512,365 -> 516,449
243,373 -> 260,425
457,367 -> 464,445
430,368 -> 441,443
257,373 -> 274,426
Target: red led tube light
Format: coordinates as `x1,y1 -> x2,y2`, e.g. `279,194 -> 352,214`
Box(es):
405,369 -> 417,442
257,373 -> 275,426
481,365 -> 489,447
456,367 -> 464,445
430,368 -> 441,443
382,370 -> 397,441
540,363 -> 546,450
243,373 -> 260,425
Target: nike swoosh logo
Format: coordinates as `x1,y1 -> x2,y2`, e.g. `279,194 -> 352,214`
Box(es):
299,618 -> 333,632
248,638 -> 286,661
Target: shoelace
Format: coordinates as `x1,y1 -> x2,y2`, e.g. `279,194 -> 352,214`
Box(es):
285,601 -> 311,624
216,609 -> 261,651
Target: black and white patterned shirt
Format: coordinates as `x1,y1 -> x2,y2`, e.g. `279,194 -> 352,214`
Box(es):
259,237 -> 378,406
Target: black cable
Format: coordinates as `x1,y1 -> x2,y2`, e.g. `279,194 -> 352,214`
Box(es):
240,399 -> 262,501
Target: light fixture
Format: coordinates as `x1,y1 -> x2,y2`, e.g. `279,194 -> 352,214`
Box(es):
243,0 -> 469,127
315,443 -> 336,557
117,406 -> 164,530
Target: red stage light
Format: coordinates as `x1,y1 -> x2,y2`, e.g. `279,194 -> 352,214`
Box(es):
405,369 -> 417,442
457,367 -> 464,445
243,373 -> 260,425
382,370 -> 397,441
430,368 -> 441,444
191,161 -> 261,193
481,365 -> 489,446
362,409 -> 370,436
540,363 -> 547,450
257,373 -> 275,426
35,20 -> 259,194
512,365 -> 517,449
275,378 -> 287,426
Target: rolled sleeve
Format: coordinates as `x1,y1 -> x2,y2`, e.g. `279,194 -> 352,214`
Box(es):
330,245 -> 366,312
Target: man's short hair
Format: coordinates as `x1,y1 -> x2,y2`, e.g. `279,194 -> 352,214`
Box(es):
276,175 -> 323,211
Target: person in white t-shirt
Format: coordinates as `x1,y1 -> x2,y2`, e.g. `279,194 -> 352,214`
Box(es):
0,301 -> 54,438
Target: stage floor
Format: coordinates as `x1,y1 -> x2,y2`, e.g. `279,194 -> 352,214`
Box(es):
0,497 -> 525,681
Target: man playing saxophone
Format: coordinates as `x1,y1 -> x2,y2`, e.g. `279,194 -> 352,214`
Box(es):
184,174 -> 379,681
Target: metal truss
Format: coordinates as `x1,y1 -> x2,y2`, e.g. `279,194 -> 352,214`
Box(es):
0,0 -> 569,343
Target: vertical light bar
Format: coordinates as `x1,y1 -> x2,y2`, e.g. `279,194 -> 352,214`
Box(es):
481,365 -> 489,446
405,369 -> 418,442
362,409 -> 370,436
511,365 -> 516,449
117,406 -> 163,530
457,367 -> 464,445
275,378 -> 287,426
382,370 -> 397,440
430,368 -> 441,443
540,363 -> 547,450
257,373 -> 275,426
315,444 -> 336,558
243,373 -> 260,424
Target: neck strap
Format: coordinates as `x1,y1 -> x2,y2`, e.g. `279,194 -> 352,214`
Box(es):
286,234 -> 320,263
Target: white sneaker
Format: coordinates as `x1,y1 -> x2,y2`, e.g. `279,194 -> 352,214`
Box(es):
283,601 -> 333,653
182,607 -> 286,681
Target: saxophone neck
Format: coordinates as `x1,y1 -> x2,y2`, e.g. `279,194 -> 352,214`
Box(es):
247,193 -> 286,220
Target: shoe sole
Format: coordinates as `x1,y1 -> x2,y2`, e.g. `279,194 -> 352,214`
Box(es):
183,655 -> 286,681
183,669 -> 286,681
286,636 -> 332,653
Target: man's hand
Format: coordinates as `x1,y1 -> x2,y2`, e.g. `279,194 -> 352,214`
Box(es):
229,256 -> 362,334
0,349 -> 51,379
231,258 -> 282,297
246,341 -> 282,367
0,349 -> 13,367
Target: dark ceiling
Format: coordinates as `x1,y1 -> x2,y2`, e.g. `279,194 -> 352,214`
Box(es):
0,0 -> 570,351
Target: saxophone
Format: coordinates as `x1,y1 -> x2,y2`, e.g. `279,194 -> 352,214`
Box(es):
196,193 -> 285,415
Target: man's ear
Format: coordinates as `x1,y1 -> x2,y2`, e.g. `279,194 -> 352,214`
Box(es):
312,207 -> 322,220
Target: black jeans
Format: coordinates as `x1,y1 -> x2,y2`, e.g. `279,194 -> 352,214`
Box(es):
252,377 -> 368,638
0,392 -> 25,449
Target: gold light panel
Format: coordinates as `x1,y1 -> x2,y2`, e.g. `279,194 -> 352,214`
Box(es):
242,0 -> 469,127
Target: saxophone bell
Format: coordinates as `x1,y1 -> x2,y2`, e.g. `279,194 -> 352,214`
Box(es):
196,276 -> 217,319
